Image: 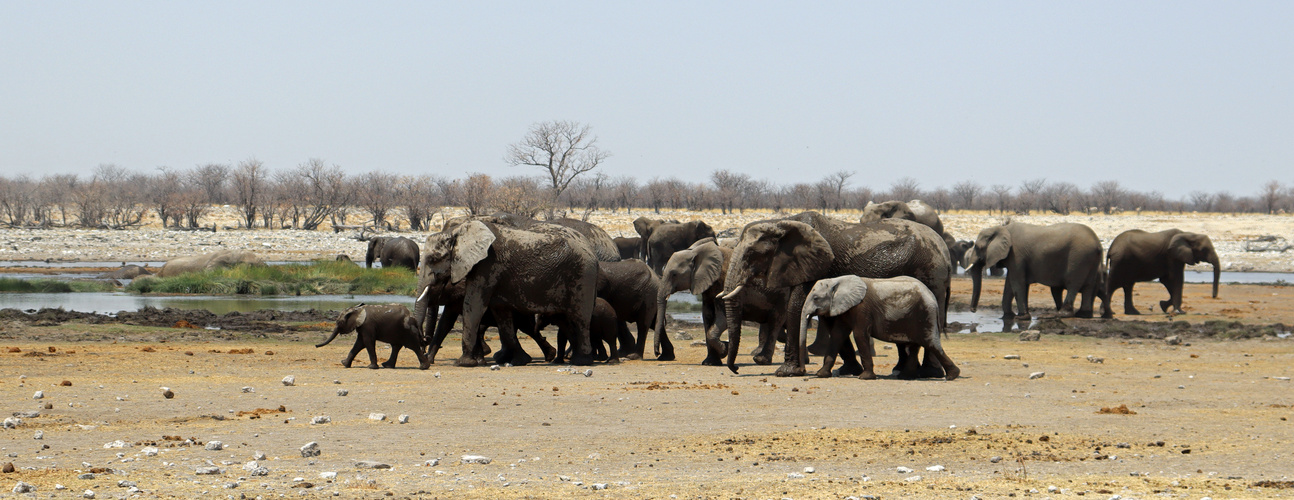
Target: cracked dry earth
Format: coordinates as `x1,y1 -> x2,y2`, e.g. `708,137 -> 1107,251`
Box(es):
1,314 -> 1292,499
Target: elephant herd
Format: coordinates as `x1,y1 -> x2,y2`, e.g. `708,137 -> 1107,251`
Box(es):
316,204 -> 1221,381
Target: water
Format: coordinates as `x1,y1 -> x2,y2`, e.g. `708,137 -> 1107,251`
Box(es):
0,292 -> 410,315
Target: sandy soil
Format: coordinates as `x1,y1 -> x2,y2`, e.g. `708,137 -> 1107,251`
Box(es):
2,208 -> 1292,272
2,281 -> 1292,499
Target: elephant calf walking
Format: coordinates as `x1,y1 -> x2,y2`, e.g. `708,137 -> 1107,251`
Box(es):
316,304 -> 430,370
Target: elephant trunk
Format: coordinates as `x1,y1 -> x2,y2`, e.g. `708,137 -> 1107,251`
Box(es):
654,288 -> 671,358
723,291 -> 743,373
969,263 -> 984,312
798,311 -> 812,367
1208,250 -> 1221,298
413,275 -> 440,346
315,328 -> 344,348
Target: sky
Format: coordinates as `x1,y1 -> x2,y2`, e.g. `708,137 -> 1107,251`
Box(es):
2,2 -> 1292,198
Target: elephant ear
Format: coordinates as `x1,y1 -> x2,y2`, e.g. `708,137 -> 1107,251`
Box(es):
450,220 -> 496,283
690,242 -> 725,295
827,276 -> 869,317
353,307 -> 367,328
984,227 -> 1012,268
768,221 -> 834,289
1167,234 -> 1199,264
693,220 -> 716,240
860,201 -> 882,222
688,237 -> 716,249
633,217 -> 656,240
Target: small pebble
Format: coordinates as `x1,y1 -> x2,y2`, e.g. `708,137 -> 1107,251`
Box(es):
195,466 -> 222,475
32,391 -> 44,400
320,471 -> 337,479
786,472 -> 805,479
205,441 -> 224,451
142,447 -> 158,457
83,490 -> 95,498
162,388 -> 174,399
896,466 -> 913,473
336,389 -> 348,397
253,451 -> 266,461
369,413 -> 386,422
355,460 -> 391,469
803,466 -> 816,474
926,465 -> 945,472
240,387 -> 254,393
584,369 -> 593,377
33,430 -> 43,440
1004,354 -> 1020,360
281,375 -> 295,386
990,456 -> 1002,463
301,442 -> 321,458
311,416 -> 331,425
398,414 -> 409,424
1029,372 -> 1046,379
461,455 -> 492,464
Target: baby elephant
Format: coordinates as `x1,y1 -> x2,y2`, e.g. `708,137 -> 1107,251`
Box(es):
316,304 -> 430,370
799,275 -> 959,381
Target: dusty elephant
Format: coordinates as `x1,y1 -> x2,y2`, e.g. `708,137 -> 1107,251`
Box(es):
1106,229 -> 1219,315
366,236 -> 420,271
967,222 -> 1111,320
467,212 -> 621,263
539,297 -> 628,363
315,304 -> 430,369
98,264 -> 152,280
158,249 -> 265,277
800,276 -> 958,380
596,259 -> 661,360
416,278 -> 557,365
634,217 -> 715,274
613,236 -> 642,260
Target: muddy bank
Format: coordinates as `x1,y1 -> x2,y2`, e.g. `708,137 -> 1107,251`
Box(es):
0,306 -> 335,340
1023,316 -> 1292,340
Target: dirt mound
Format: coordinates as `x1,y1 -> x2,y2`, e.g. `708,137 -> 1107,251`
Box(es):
1034,317 -> 1290,340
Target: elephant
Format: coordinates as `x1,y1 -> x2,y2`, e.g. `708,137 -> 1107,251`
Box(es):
951,241 -> 1004,276
966,222 -> 1112,320
470,212 -> 621,262
335,254 -> 356,264
613,237 -> 642,260
366,236 -> 419,271
416,219 -> 599,366
656,238 -> 791,367
862,200 -> 956,263
158,249 -> 265,277
416,278 -> 557,365
633,217 -> 715,274
1106,229 -> 1220,315
720,212 -> 952,377
98,264 -> 151,280
315,304 -> 430,370
800,275 -> 959,380
596,259 -> 663,360
538,297 -> 627,363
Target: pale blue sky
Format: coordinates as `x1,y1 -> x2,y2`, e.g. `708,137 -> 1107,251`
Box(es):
2,2 -> 1291,197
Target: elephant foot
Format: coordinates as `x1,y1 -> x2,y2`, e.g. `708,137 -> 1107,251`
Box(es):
752,354 -> 773,365
381,360 -> 398,368
1073,309 -> 1093,319
896,369 -> 919,380
858,370 -> 877,380
837,361 -> 864,377
814,366 -> 832,378
943,364 -> 961,381
453,355 -> 480,368
541,346 -> 557,363
657,347 -> 676,362
366,363 -> 380,370
510,349 -> 533,367
624,352 -> 642,361
1101,309 -> 1114,319
419,360 -> 432,370
774,363 -> 806,377
605,356 -> 621,365
1125,306 -> 1141,315
917,363 -> 946,379
701,355 -> 724,366
570,353 -> 594,366
341,358 -> 353,368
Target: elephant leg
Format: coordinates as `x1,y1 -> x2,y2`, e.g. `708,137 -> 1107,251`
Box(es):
999,279 -> 1016,320
427,305 -> 461,364
1121,284 -> 1140,315
892,342 -> 907,375
616,321 -> 637,360
917,345 -> 947,379
569,311 -> 595,367
852,330 -> 876,380
455,285 -> 490,367
896,344 -> 921,380
835,323 -> 864,377
553,323 -> 569,364
1074,280 -> 1096,318
1009,273 -> 1031,320
363,335 -> 380,369
605,325 -> 622,365
701,321 -> 727,366
927,343 -> 960,381
383,342 -> 401,368
1059,287 -> 1079,317
776,285 -> 809,377
410,331 -> 431,370
493,310 -> 531,366
752,322 -> 778,365
1050,286 -> 1064,311
813,317 -> 839,378
517,315 -> 556,363
342,337 -> 364,368
1161,269 -> 1186,314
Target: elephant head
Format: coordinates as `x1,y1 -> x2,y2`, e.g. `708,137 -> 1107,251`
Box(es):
860,200 -> 914,223
316,304 -> 367,348
968,225 -> 1012,312
798,276 -> 868,365
633,217 -> 671,262
413,221 -> 496,338
1169,233 -> 1220,298
365,237 -> 388,268
655,238 -> 726,356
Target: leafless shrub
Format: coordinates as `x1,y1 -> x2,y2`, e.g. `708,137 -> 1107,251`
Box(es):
231,158 -> 266,229
356,170 -> 398,229
462,173 -> 493,216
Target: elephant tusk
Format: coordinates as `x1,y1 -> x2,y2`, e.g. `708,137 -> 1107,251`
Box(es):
416,286 -> 430,302
720,285 -> 744,300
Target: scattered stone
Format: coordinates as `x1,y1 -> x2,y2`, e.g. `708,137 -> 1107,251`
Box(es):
32,430 -> 43,440
141,447 -> 158,457
1165,335 -> 1181,345
300,442 -> 320,458
926,465 -> 945,472
1029,372 -> 1046,380
423,459 -> 440,467
311,416 -> 331,425
336,389 -> 348,396
11,481 -> 34,493
242,461 -> 261,471
433,372 -> 441,378
1087,355 -> 1104,363
1003,354 -> 1020,360
13,410 -> 39,418
281,375 -> 295,386
460,455 -> 492,464
32,391 -> 44,400
195,466 -> 222,475
116,480 -> 136,488
54,484 -> 64,490
162,388 -> 174,399
591,483 -> 607,490
224,482 -> 239,489
398,414 -> 409,424
355,461 -> 391,469
368,413 -> 386,422
787,472 -> 805,479
83,490 -> 94,499
673,331 -> 693,340
248,467 -> 269,477
77,473 -> 95,480
990,456 -> 1002,463
102,440 -> 131,449
1018,330 -> 1041,341
240,387 -> 254,393
584,369 -> 593,377
2,418 -> 18,429
2,462 -> 13,473
803,466 -> 816,474
253,451 -> 266,461
42,403 -> 51,410
319,471 -> 337,479
205,441 -> 224,451
489,365 -> 501,371
905,475 -> 923,482
896,466 -> 913,473
1097,404 -> 1137,415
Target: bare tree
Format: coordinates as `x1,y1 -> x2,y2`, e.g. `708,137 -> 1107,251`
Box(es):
180,169 -> 212,228
191,163 -> 231,205
819,170 -> 855,212
150,167 -> 184,228
644,178 -> 668,213
711,169 -> 752,214
989,184 -> 1013,215
505,120 -> 610,215
231,158 -> 266,229
492,175 -> 546,217
928,187 -> 953,212
462,173 -> 493,215
397,174 -> 442,231
1090,180 -> 1124,215
1260,180 -> 1284,214
91,164 -> 148,228
1017,178 -> 1046,214
41,175 -> 78,226
1041,181 -> 1078,215
0,175 -> 34,226
610,176 -> 638,213
356,170 -> 399,229
951,180 -> 982,211
889,177 -> 922,202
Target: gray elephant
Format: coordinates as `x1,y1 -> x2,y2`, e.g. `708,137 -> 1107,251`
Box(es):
417,278 -> 557,365
800,275 -> 959,380
98,264 -> 151,280
416,219 -> 599,366
158,249 -> 265,277
1106,229 -> 1220,315
613,236 -> 642,260
472,212 -> 621,262
656,238 -> 789,367
366,236 -> 419,271
862,200 -> 956,262
633,217 -> 715,274
539,297 -> 626,363
596,259 -> 662,360
967,222 -> 1111,320
720,212 -> 952,377
315,304 -> 430,369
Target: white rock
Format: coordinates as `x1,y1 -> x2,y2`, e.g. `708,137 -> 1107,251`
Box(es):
195,466 -> 222,475
1029,372 -> 1046,379
423,458 -> 440,467
253,451 -> 266,461
1048,485 -> 1058,493
311,416 -> 331,425
240,387 -> 254,393
102,440 -> 131,449
2,418 -> 18,429
368,413 -> 386,422
54,484 -> 65,490
33,391 -> 44,399
142,446 -> 159,457
460,455 -> 492,464
300,442 -> 320,458
489,365 -> 500,371
591,483 -> 607,490
13,481 -> 35,493
896,466 -> 913,473
786,472 -> 805,479
398,414 -> 409,424
319,471 -> 337,480
926,465 -> 945,472
281,375 -> 295,386
83,490 -> 95,498
116,480 -> 136,488
584,369 -> 594,377
205,441 -> 224,451
1087,355 -> 1104,363
803,466 -> 816,474
355,460 -> 391,469
1004,354 -> 1020,360
904,475 -> 923,482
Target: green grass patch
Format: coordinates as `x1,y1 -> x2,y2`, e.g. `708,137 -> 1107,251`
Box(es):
125,260 -> 416,296
0,278 -> 116,293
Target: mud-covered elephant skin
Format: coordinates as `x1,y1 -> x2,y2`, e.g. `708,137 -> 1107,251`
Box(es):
596,259 -> 662,360
720,212 -> 952,377
860,200 -> 945,236
613,237 -> 642,260
158,250 -> 265,277
1106,229 -> 1219,315
634,217 -> 715,274
366,236 -> 419,271
315,304 -> 430,370
657,238 -> 792,367
800,276 -> 959,380
416,219 -> 599,367
967,222 -> 1111,320
416,278 -> 556,365
539,298 -> 626,363
98,265 -> 151,280
459,212 -> 621,262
